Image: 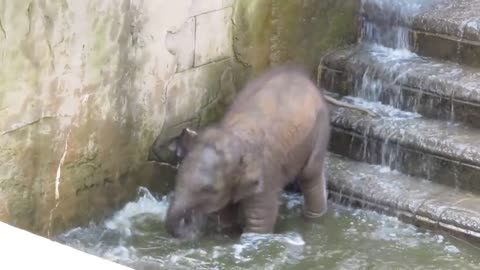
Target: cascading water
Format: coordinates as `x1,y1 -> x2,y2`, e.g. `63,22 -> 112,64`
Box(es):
359,0 -> 423,50
353,0 -> 439,107
331,0 -> 449,170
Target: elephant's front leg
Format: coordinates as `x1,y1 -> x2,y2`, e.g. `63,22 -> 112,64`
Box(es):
240,192 -> 280,234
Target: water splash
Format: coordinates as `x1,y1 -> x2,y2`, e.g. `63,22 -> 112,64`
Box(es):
56,188 -> 480,270
104,187 -> 170,237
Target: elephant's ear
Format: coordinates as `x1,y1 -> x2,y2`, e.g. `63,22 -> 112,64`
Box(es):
169,128 -> 198,159
232,152 -> 264,203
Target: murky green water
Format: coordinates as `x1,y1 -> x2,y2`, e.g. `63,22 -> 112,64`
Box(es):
57,188 -> 480,270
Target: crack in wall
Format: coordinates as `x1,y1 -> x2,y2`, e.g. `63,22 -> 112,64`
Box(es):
0,116 -> 62,136
26,1 -> 33,36
0,16 -> 6,39
230,14 -> 250,68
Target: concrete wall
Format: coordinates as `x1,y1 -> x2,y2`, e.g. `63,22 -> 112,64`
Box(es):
0,0 -> 359,237
0,0 -> 244,236
233,0 -> 359,76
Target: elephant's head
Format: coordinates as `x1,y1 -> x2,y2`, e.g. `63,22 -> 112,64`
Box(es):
165,126 -> 263,239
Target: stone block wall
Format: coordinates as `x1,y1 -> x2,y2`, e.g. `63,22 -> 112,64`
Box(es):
0,0 -> 243,236
0,0 -> 358,237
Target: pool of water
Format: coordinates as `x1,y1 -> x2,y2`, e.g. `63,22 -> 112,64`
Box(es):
57,188 -> 480,270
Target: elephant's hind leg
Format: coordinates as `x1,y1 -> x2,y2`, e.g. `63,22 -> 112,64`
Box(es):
300,108 -> 330,218
299,171 -> 328,218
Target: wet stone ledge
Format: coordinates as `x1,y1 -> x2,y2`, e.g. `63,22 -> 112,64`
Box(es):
359,0 -> 480,67
409,0 -> 480,67
319,47 -> 480,128
326,153 -> 480,245
409,30 -> 480,68
328,108 -> 480,194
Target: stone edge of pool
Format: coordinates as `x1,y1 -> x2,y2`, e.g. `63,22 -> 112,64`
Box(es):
0,222 -> 133,270
326,153 -> 480,245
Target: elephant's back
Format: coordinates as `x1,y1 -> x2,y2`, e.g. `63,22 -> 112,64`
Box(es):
222,66 -> 328,176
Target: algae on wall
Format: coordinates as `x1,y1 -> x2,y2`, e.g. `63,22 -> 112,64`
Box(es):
233,0 -> 359,76
0,0 -> 242,237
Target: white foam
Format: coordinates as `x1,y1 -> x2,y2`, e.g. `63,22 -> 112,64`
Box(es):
104,187 -> 169,235
369,44 -> 417,60
281,193 -> 304,209
444,245 -> 460,254
339,96 -> 422,119
58,188 -> 473,269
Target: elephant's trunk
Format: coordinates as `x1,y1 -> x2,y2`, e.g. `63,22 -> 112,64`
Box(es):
165,195 -> 206,240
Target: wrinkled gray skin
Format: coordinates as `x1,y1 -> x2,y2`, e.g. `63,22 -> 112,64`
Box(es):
165,65 -> 331,240
164,127 -> 243,234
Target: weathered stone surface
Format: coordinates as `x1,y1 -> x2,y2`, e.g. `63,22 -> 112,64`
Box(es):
410,0 -> 480,67
166,18 -> 195,72
189,0 -> 224,17
233,0 -> 359,75
412,0 -> 480,42
326,153 -> 480,244
329,107 -> 480,193
320,47 -> 480,127
439,198 -> 480,242
163,59 -> 238,138
0,0 -> 244,236
223,0 -> 235,8
194,8 -> 233,67
410,31 -> 480,68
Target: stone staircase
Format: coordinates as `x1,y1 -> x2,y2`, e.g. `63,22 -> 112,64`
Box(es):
320,0 -> 480,244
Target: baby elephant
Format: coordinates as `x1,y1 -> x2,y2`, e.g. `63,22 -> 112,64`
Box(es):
165,65 -> 331,239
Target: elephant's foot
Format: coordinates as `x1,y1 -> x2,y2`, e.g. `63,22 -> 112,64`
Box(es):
301,180 -> 328,220
303,207 -> 327,219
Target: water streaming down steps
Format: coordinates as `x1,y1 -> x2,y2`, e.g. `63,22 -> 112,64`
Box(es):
321,0 -> 480,243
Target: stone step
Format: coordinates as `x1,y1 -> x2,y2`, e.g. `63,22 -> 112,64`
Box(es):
319,46 -> 480,128
411,0 -> 480,67
327,104 -> 480,194
360,0 -> 480,67
326,153 -> 480,244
